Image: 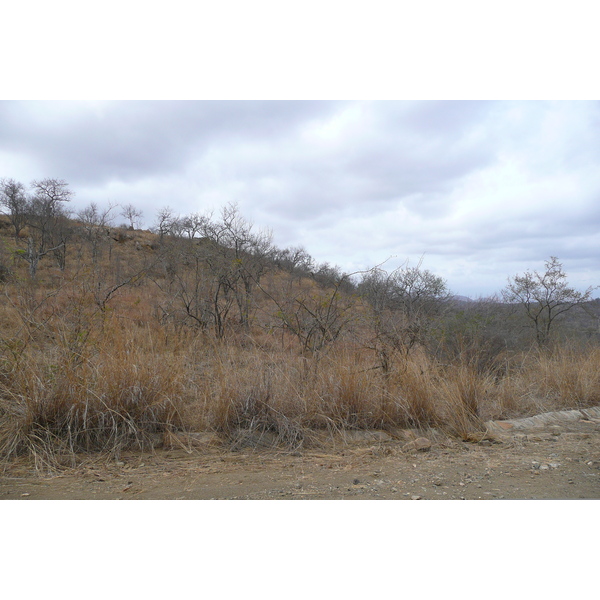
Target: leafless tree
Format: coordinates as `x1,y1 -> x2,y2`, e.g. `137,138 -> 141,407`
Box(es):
77,202 -> 117,263
120,204 -> 143,229
180,212 -> 209,240
191,203 -> 274,332
273,245 -> 315,277
153,203 -> 274,338
29,178 -> 74,271
359,260 -> 450,372
16,178 -> 73,277
0,178 -> 29,240
152,206 -> 179,242
502,256 -> 595,348
273,274 -> 359,354
31,178 -> 73,207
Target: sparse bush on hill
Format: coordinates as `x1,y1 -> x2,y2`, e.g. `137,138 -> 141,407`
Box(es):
502,256 -> 596,348
1,184 -> 599,469
358,260 -> 451,373
76,201 -> 117,264
151,202 -> 275,339
0,178 -> 28,241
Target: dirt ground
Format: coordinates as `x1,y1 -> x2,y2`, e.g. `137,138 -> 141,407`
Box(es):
2,409 -> 599,500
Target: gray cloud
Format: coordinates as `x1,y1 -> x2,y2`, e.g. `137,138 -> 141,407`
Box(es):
0,100 -> 342,185
1,100 -> 598,298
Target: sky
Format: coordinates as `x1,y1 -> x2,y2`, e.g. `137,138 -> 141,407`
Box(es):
1,100 -> 599,298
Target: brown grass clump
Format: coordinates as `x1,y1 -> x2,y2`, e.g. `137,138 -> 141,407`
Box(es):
435,365 -> 490,438
529,344 -> 600,409
394,357 -> 439,428
0,322 -> 185,470
194,345 -> 308,449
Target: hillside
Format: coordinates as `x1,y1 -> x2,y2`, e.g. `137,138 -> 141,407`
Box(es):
1,208 -> 600,472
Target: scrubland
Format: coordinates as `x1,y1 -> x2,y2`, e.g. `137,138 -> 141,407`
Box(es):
1,213 -> 599,471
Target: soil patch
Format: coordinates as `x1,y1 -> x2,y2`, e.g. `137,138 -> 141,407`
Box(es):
2,408 -> 599,500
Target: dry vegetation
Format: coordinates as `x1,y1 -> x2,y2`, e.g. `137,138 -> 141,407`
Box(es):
1,202 -> 599,471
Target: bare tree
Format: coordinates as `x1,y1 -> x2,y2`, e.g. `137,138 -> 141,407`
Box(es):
273,245 -> 315,277
203,203 -> 274,331
359,260 -> 450,372
502,256 -> 595,347
152,206 -> 179,242
30,178 -> 74,271
77,202 -> 117,263
157,243 -> 234,337
17,178 -> 73,277
152,204 -> 274,339
31,178 -> 73,207
120,204 -> 143,229
273,274 -> 359,354
0,178 -> 29,240
180,212 -> 209,240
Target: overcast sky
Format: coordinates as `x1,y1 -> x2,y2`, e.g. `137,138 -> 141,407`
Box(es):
1,100 -> 599,297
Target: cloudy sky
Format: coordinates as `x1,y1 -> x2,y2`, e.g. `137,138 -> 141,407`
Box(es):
1,100 -> 599,298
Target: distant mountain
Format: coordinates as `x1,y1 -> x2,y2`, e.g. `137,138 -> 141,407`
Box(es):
451,295 -> 474,303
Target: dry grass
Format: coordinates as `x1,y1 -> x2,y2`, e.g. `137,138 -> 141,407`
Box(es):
528,344 -> 600,409
0,320 -> 186,470
4,311 -> 600,469
2,222 -> 600,469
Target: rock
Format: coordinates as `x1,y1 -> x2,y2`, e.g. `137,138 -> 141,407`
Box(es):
488,420 -> 514,431
411,495 -> 422,500
488,407 -> 599,431
402,437 -> 432,452
581,407 -> 600,420
462,432 -> 500,444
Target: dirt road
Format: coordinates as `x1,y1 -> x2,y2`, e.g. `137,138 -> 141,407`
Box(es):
2,409 -> 599,500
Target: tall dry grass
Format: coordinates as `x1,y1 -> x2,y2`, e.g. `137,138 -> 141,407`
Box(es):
0,318 -> 186,469
5,313 -> 600,469
2,226 -> 600,469
527,344 -> 600,409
